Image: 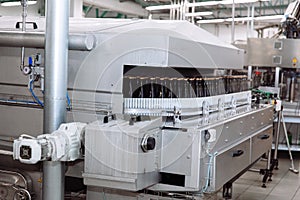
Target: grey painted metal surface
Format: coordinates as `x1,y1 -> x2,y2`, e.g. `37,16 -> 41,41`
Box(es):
214,139 -> 250,190
0,17 -> 244,69
0,18 -> 244,115
43,0 -> 69,199
84,104 -> 273,195
251,128 -> 273,162
0,105 -> 43,137
84,119 -> 161,191
0,18 -> 244,114
0,17 -> 268,200
246,38 -> 300,68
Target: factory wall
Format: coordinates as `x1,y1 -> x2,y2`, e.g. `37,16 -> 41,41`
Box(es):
0,2 -> 41,16
201,23 -> 279,42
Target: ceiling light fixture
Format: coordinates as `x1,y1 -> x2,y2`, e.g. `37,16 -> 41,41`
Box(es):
197,14 -> 283,24
146,4 -> 181,11
145,0 -> 270,12
1,0 -> 37,7
185,11 -> 213,17
187,0 -> 270,7
198,19 -> 226,24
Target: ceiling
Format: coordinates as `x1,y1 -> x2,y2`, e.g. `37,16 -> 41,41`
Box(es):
3,0 -> 291,21
83,0 -> 292,21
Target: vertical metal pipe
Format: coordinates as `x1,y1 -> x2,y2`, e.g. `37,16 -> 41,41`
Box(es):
176,0 -> 180,20
183,0 -> 188,21
180,0 -> 183,20
247,66 -> 252,80
247,65 -> 252,89
172,0 -> 176,20
274,111 -> 281,160
70,0 -> 83,18
231,0 -> 235,43
275,67 -> 280,88
214,24 -> 219,36
40,0 -> 46,16
43,0 -> 69,199
170,0 -> 173,20
247,5 -> 250,38
251,4 -> 255,37
20,0 -> 28,69
191,0 -> 195,23
21,0 -> 27,32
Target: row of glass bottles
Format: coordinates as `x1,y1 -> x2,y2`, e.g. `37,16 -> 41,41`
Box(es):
123,75 -> 248,98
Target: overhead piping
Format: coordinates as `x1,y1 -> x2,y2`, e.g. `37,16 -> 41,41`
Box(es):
83,0 -> 148,17
0,31 -> 96,51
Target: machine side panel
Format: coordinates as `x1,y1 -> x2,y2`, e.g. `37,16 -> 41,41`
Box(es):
168,37 -> 244,69
247,38 -> 300,68
251,127 -> 273,162
84,121 -> 160,191
214,139 -> 251,190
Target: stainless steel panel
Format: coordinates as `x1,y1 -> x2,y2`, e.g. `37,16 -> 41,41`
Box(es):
247,38 -> 300,68
149,105 -> 273,193
168,37 -> 243,69
251,127 -> 273,162
214,139 -> 250,190
83,119 -> 161,191
209,105 -> 274,152
0,104 -> 110,138
0,105 -> 43,137
160,129 -> 193,175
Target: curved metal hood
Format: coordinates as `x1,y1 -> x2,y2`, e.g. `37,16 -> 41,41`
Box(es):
0,16 -> 243,69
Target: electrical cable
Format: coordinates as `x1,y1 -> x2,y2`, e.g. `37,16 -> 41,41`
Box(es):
15,80 -> 71,109
0,98 -> 36,105
202,151 -> 218,193
66,92 -> 72,110
20,134 -> 35,139
102,192 -> 106,200
29,80 -> 44,107
193,147 -> 218,196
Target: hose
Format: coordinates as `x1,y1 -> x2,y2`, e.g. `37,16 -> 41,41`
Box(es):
29,80 -> 44,107
66,92 -> 72,110
202,152 -> 218,193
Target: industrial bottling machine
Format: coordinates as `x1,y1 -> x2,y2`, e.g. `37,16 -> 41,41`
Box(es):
245,0 -> 300,161
0,16 -> 273,199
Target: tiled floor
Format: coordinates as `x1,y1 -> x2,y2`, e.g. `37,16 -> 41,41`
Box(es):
214,156 -> 300,200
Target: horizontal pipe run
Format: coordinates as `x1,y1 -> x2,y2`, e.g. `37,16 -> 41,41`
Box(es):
84,0 -> 148,17
0,150 -> 13,156
0,31 -> 96,51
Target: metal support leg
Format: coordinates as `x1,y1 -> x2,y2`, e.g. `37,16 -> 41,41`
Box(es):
272,111 -> 281,170
272,110 -> 298,174
261,150 -> 273,188
223,182 -> 233,200
267,150 -> 273,182
281,113 -> 299,174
